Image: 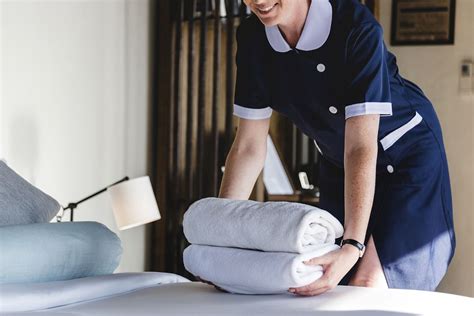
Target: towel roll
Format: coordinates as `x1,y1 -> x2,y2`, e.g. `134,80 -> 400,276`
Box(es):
183,197 -> 343,253
183,243 -> 340,294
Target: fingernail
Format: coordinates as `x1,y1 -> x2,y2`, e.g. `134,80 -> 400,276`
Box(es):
289,289 -> 295,293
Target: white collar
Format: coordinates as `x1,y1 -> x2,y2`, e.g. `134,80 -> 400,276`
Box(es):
264,0 -> 333,52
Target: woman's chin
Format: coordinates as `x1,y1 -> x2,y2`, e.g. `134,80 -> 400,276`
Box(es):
256,15 -> 279,27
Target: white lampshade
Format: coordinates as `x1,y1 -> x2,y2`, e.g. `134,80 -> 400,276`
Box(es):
108,176 -> 161,230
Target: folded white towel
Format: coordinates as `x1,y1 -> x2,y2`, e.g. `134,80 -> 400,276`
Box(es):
183,244 -> 340,294
183,197 -> 343,253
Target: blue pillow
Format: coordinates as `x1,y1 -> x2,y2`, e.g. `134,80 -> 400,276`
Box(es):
0,222 -> 122,284
0,161 -> 61,226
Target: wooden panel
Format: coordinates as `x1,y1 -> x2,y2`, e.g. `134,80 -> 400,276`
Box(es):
148,0 -> 173,272
150,7 -> 240,273
149,1 -> 322,273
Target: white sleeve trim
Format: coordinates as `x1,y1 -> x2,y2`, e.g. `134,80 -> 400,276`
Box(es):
345,102 -> 392,120
233,104 -> 272,120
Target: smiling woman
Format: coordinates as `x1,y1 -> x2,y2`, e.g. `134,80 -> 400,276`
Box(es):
220,0 -> 456,295
149,0 -> 462,296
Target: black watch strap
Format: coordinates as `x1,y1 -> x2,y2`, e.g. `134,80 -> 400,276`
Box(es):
340,239 -> 365,257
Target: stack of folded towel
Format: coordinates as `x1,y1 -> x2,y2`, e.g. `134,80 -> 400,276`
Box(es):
182,197 -> 344,294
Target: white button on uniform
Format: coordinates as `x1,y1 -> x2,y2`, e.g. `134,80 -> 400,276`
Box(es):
387,165 -> 394,173
329,106 -> 338,114
317,63 -> 326,72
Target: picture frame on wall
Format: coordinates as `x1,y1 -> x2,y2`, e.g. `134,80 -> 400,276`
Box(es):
391,0 -> 456,46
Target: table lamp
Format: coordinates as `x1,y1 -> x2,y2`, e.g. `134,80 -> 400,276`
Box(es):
58,176 -> 161,230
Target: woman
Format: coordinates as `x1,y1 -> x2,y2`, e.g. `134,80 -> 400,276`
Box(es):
218,0 -> 456,296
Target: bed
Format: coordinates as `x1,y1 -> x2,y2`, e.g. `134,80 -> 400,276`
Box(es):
1,272 -> 472,315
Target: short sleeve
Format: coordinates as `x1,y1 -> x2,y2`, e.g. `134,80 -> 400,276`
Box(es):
344,23 -> 392,120
233,23 -> 272,120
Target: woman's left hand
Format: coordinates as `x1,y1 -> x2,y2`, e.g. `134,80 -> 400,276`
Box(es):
289,245 -> 360,296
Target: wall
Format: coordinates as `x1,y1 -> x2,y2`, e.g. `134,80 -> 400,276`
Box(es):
0,0 -> 150,272
379,0 -> 474,296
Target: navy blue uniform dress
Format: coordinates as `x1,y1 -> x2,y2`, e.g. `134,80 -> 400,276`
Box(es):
232,0 -> 455,291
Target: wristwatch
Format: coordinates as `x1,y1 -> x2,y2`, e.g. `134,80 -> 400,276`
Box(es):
340,239 -> 366,258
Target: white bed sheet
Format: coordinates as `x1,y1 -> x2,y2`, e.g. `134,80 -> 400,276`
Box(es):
3,281 -> 472,315
0,272 -> 189,313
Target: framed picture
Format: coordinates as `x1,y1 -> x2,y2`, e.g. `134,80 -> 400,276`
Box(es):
391,0 -> 456,46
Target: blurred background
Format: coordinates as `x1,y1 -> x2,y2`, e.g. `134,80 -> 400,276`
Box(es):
0,0 -> 472,297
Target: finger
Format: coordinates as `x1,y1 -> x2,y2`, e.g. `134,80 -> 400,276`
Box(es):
290,283 -> 316,292
297,281 -> 338,296
290,274 -> 330,293
304,252 -> 336,266
295,286 -> 331,296
290,284 -> 311,292
303,257 -> 328,266
293,279 -> 333,296
293,284 -> 328,296
290,282 -> 322,293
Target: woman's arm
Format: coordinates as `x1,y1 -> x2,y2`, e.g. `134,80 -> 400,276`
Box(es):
290,114 -> 380,296
343,114 -> 379,244
218,117 -> 271,200
345,114 -> 388,288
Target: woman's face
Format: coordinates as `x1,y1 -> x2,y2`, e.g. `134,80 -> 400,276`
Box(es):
243,0 -> 299,26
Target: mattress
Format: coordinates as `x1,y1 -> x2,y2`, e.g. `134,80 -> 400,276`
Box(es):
0,272 -> 189,313
1,276 -> 472,315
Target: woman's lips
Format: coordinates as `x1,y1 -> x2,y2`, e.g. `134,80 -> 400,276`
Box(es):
256,3 -> 278,16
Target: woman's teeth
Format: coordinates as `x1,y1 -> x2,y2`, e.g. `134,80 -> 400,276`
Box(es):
257,4 -> 277,14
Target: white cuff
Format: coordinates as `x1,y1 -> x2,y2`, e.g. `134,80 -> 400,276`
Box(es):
345,102 -> 392,120
233,104 -> 272,120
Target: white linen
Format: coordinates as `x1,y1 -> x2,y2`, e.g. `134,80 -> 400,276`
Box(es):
0,272 -> 189,313
183,244 -> 340,294
3,282 -> 472,316
183,197 -> 343,253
